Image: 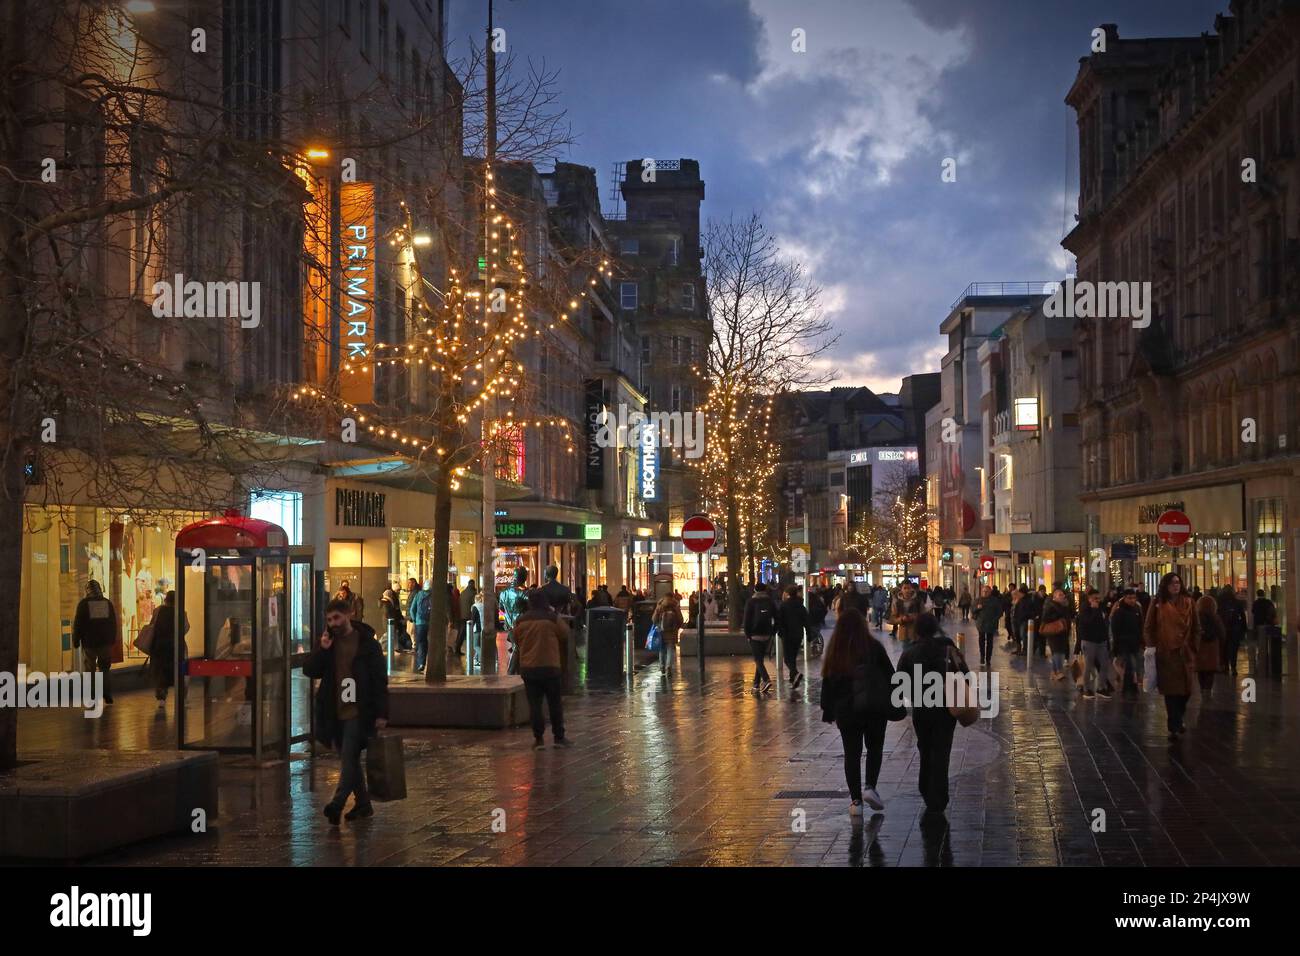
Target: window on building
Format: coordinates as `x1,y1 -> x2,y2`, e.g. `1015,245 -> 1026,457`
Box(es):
620,238 -> 639,255
620,282 -> 638,310
681,282 -> 695,311
668,237 -> 679,265
249,490 -> 303,544
671,386 -> 681,412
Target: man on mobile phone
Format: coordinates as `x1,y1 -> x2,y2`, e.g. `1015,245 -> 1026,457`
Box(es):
304,598 -> 389,825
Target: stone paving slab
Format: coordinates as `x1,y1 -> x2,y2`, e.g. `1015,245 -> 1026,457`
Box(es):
9,617 -> 1300,866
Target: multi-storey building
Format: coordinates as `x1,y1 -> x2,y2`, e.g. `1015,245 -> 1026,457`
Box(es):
775,377 -> 938,584
977,302 -> 1085,591
1064,4 -> 1300,629
931,283 -> 1053,593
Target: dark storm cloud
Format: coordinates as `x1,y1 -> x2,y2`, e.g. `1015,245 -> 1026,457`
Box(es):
449,0 -> 1232,390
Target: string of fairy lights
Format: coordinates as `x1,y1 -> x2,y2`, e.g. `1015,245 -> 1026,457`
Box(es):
291,164 -> 616,482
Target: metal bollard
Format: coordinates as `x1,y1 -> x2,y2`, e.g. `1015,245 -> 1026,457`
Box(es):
386,619 -> 395,675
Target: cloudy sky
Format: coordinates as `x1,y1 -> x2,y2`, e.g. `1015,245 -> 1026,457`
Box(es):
449,0 -> 1226,393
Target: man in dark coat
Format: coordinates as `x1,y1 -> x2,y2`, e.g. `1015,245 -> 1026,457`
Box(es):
304,598 -> 389,825
73,580 -> 118,704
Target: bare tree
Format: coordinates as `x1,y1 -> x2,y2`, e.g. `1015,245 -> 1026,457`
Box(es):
696,214 -> 836,627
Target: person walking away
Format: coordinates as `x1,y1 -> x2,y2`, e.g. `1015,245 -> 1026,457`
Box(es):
457,580 -> 478,656
1195,593 -> 1223,696
837,580 -> 866,616
1217,586 -> 1246,677
897,613 -> 967,816
148,590 -> 188,704
957,587 -> 972,621
500,567 -> 530,675
304,598 -> 388,824
777,585 -> 809,688
973,585 -> 1001,667
819,608 -> 898,816
513,593 -> 572,748
1076,588 -> 1113,698
614,585 -> 634,615
380,587 -> 405,654
651,593 -> 684,679
1144,572 -> 1200,740
73,580 -> 118,705
871,586 -> 889,630
1040,589 -> 1072,680
588,584 -> 614,608
1109,589 -> 1145,697
1010,586 -> 1031,656
408,579 -> 432,672
890,581 -> 923,643
743,581 -> 779,693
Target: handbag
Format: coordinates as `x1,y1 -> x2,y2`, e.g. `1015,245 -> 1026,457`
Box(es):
366,733 -> 408,801
646,622 -> 662,652
133,619 -> 156,656
945,647 -> 980,726
1069,653 -> 1085,684
1040,617 -> 1066,636
1142,646 -> 1159,693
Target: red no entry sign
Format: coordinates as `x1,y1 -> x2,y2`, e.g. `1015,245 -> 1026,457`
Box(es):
1156,509 -> 1192,547
680,513 -> 717,553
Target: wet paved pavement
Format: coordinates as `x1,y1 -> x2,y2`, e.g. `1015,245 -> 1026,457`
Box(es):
15,618 -> 1300,866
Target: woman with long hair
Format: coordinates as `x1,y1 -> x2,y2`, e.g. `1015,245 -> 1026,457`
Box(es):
1144,572 -> 1201,739
1040,589 -> 1073,680
819,608 -> 898,817
1194,593 -> 1223,695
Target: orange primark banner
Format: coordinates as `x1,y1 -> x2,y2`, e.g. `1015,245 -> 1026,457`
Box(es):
340,182 -> 375,404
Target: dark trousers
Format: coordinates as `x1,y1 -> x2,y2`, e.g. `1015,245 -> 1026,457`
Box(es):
782,635 -> 802,677
523,671 -> 564,741
1223,636 -> 1241,674
960,606 -> 969,621
1197,671 -> 1215,693
1117,649 -> 1140,692
838,716 -> 887,802
1164,693 -> 1190,733
913,709 -> 957,812
750,639 -> 771,685
978,630 -> 995,662
81,646 -> 113,701
413,623 -> 429,671
329,717 -> 370,810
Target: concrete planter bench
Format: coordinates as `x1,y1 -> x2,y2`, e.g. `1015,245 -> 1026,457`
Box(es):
387,673 -> 529,728
0,750 -> 218,860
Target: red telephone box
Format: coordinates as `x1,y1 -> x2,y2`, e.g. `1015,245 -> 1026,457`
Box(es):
173,511 -> 314,760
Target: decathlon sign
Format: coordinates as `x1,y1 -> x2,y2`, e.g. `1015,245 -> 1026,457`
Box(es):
639,421 -> 660,501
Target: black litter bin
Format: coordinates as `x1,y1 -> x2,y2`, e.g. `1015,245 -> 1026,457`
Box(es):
586,607 -> 626,684
1263,625 -> 1284,677
632,600 -> 656,650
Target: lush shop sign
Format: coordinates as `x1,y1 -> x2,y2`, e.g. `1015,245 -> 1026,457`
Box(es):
495,519 -> 587,540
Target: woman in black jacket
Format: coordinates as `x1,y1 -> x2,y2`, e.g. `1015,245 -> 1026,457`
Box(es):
1040,590 -> 1073,680
1216,586 -> 1246,677
896,613 -> 968,815
819,608 -> 898,817
148,590 -> 189,704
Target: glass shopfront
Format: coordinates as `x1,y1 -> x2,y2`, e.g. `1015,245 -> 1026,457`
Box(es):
1254,498 -> 1286,624
390,528 -> 478,590
20,504 -> 207,672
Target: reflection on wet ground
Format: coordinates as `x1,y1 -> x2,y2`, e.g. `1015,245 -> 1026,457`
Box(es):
18,619 -> 1300,866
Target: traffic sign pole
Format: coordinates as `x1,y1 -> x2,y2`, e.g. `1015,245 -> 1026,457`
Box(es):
680,514 -> 718,683
697,551 -> 706,682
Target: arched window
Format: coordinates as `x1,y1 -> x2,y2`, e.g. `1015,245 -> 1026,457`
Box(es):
1221,375 -> 1236,464
1262,351 -> 1278,456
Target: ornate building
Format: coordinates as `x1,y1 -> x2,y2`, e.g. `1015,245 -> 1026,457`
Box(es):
1064,3 -> 1300,628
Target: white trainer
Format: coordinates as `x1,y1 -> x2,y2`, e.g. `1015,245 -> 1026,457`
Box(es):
863,788 -> 885,811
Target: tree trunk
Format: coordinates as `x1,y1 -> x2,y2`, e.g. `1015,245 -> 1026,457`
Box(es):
425,458 -> 453,682
726,487 -> 743,630
0,0 -> 29,770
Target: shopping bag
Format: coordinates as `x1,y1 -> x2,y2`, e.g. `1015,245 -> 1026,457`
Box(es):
1143,646 -> 1159,693
645,623 -> 661,653
366,734 -> 408,801
1069,654 -> 1085,685
133,622 -> 156,656
945,647 -> 980,726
